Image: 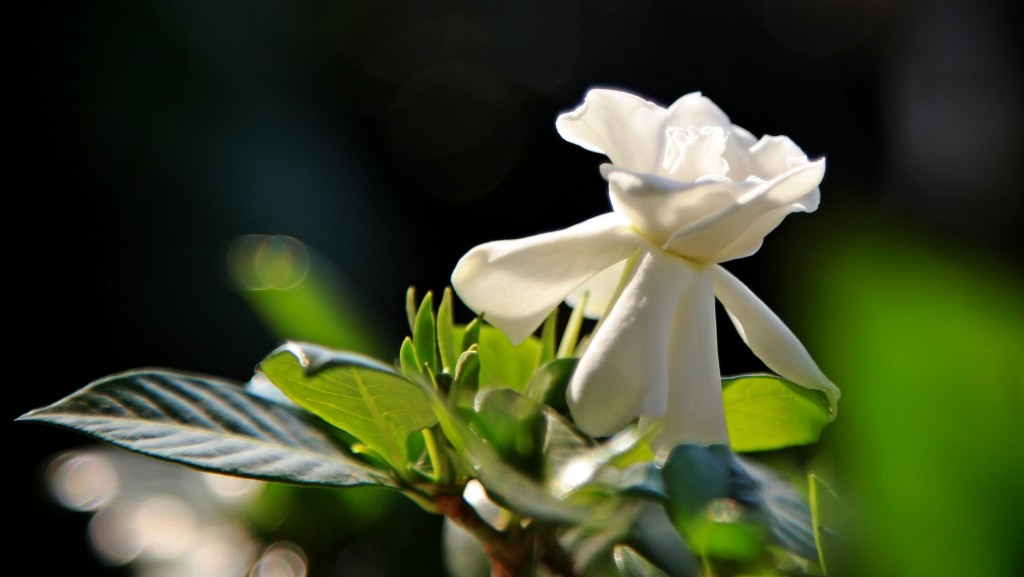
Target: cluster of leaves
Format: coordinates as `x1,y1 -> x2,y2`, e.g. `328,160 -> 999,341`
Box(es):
19,288 -> 838,577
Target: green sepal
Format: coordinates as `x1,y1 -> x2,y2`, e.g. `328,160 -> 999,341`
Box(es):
414,291 -> 438,374
437,287 -> 457,373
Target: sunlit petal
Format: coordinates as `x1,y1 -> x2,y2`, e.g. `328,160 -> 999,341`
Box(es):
602,163 -> 740,246
712,265 -> 840,412
452,213 -> 644,344
568,250 -> 694,436
663,159 -> 825,262
564,258 -> 632,319
663,92 -> 731,131
556,89 -> 666,172
655,265 -> 730,448
747,135 -> 809,180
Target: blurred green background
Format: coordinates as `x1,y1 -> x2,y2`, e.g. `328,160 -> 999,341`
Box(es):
11,0 -> 1022,575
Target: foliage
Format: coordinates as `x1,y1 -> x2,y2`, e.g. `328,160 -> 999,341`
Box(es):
20,288 -> 834,577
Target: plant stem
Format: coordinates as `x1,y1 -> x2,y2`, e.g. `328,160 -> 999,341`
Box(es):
434,493 -> 583,577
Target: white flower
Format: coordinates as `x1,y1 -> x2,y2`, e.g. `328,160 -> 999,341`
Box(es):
451,89 -> 839,448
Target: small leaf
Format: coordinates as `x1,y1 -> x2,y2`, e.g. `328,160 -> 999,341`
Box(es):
437,287 -> 457,373
525,357 -> 578,412
452,347 -> 480,411
414,291 -> 438,374
558,291 -> 588,358
462,315 -> 482,351
723,374 -> 831,452
260,342 -> 437,473
540,307 -> 559,365
399,336 -> 421,380
613,545 -> 670,577
809,473 -> 842,574
405,286 -> 418,335
18,370 -> 391,487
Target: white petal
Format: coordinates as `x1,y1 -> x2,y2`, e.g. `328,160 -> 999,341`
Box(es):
451,213 -> 643,344
747,135 -> 810,180
555,89 -> 666,172
664,159 -> 825,262
603,163 -> 740,246
564,258 -> 631,319
654,265 -> 730,448
721,124 -> 762,180
712,265 -> 840,412
568,250 -> 694,436
663,92 -> 732,130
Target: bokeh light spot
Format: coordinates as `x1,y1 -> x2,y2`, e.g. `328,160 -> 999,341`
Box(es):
251,542 -> 307,577
47,450 -> 120,512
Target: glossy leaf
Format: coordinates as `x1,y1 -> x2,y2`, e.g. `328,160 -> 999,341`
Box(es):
663,444 -> 764,562
614,545 -> 670,577
18,370 -> 391,487
740,457 -> 818,561
549,422 -> 656,498
525,357 -> 578,412
722,374 -> 830,452
471,388 -> 545,477
259,342 -> 437,472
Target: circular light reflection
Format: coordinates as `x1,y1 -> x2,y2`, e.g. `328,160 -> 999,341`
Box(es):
89,503 -> 143,565
190,525 -> 257,577
706,498 -> 741,524
229,235 -> 310,291
251,542 -> 307,577
202,473 -> 264,504
48,450 -> 120,511
134,495 -> 199,560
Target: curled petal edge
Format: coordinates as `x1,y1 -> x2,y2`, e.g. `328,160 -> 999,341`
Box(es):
712,265 -> 840,417
451,213 -> 644,345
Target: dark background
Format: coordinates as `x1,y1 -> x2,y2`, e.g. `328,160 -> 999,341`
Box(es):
11,1 -> 1022,576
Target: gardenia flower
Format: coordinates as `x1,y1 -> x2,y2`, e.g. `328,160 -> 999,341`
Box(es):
452,89 -> 839,449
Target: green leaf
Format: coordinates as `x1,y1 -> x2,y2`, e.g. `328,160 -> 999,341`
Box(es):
399,336 -> 421,380
18,370 -> 392,487
462,315 -> 482,352
558,292 -> 588,358
260,342 -> 437,473
613,545 -> 670,577
809,473 -> 842,574
723,374 -> 831,452
525,357 -> 578,412
437,287 -> 457,373
414,379 -> 586,523
540,307 -> 558,365
549,422 -> 657,498
663,444 -> 764,562
451,346 -> 480,412
471,388 -> 546,477
739,457 -> 818,561
414,291 -> 438,374
405,286 -> 418,335
478,325 -> 541,391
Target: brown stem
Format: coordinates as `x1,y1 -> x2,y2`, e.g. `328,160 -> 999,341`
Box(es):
434,493 -> 533,577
